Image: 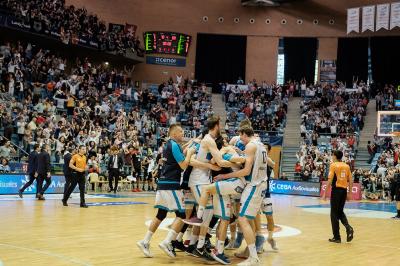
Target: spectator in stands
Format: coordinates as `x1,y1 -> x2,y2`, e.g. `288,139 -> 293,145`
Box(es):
0,140 -> 16,160
0,158 -> 11,173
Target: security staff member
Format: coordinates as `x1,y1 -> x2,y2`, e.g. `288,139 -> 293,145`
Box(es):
322,150 -> 354,243
63,147 -> 76,199
19,144 -> 41,198
36,144 -> 52,200
62,145 -> 88,208
107,146 -> 123,193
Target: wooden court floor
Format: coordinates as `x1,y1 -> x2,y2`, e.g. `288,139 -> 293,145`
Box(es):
0,193 -> 399,266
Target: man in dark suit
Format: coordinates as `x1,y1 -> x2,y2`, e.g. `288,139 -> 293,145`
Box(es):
19,144 -> 41,198
107,146 -> 124,193
63,147 -> 76,199
36,144 -> 52,200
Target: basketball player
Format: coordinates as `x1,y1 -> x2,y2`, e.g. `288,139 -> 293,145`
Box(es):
184,116 -> 232,260
214,126 -> 268,266
185,136 -> 245,264
392,172 -> 400,219
137,124 -> 195,258
256,143 -> 278,253
322,150 -> 354,243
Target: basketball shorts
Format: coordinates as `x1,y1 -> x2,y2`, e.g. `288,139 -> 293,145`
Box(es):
215,178 -> 245,196
190,184 -> 213,209
213,194 -> 231,221
239,182 -> 268,220
154,190 -> 185,213
184,190 -> 196,209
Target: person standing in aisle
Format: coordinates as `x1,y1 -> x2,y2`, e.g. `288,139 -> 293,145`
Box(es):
36,144 -> 52,200
63,147 -> 76,199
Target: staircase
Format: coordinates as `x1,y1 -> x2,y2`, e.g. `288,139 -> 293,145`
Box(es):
280,97 -> 303,179
355,99 -> 377,169
212,93 -> 227,129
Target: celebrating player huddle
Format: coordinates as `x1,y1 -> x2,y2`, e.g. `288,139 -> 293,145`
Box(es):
137,116 -> 277,266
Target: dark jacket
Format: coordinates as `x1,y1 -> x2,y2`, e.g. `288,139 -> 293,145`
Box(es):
63,152 -> 72,176
107,154 -> 124,171
36,151 -> 51,175
27,151 -> 38,175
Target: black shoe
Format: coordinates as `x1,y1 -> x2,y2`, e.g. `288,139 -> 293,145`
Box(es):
107,189 -> 113,193
38,195 -> 45,200
193,247 -> 215,262
328,238 -> 341,243
346,227 -> 354,242
114,190 -> 117,194
185,244 -> 199,257
18,190 -> 23,198
172,240 -> 187,252
392,215 -> 400,220
62,200 -> 68,206
80,204 -> 89,208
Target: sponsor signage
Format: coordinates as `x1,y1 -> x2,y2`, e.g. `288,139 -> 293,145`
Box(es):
320,181 -> 362,200
146,56 -> 186,67
269,180 -> 320,197
0,174 -> 77,195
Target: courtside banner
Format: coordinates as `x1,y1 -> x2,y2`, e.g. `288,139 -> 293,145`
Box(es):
0,174 -> 77,194
269,180 -> 320,197
320,181 -> 362,200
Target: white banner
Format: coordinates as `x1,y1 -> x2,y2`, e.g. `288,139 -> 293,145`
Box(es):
362,5 -> 375,32
376,4 -> 390,30
347,8 -> 360,34
390,2 -> 400,29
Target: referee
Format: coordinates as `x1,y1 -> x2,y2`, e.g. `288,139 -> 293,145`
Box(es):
322,150 -> 354,243
62,145 -> 88,208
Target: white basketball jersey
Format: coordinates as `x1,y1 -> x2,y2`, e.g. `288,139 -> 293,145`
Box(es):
245,139 -> 268,185
189,141 -> 211,186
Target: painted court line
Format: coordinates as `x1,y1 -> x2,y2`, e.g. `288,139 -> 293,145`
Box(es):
0,243 -> 91,266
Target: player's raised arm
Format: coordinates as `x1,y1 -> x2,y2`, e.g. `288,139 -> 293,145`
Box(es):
206,137 -> 233,168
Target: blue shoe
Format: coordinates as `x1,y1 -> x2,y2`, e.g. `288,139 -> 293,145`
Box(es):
233,232 -> 243,249
255,235 -> 265,254
211,249 -> 231,265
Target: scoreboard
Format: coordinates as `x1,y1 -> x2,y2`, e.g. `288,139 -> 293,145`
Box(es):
144,31 -> 191,56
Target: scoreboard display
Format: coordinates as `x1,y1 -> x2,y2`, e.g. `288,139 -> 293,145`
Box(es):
144,32 -> 191,56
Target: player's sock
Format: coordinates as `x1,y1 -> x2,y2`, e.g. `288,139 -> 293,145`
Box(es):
268,230 -> 273,240
162,229 -> 178,245
144,231 -> 154,245
248,243 -> 258,259
197,206 -> 205,219
189,233 -> 198,246
177,232 -> 184,242
197,235 -> 205,249
217,240 -> 225,254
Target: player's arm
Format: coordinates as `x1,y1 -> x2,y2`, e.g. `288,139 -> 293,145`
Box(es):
206,139 -> 232,168
323,164 -> 335,200
172,141 -> 195,170
347,166 -> 353,200
214,143 -> 256,181
267,157 -> 275,168
189,154 -> 221,171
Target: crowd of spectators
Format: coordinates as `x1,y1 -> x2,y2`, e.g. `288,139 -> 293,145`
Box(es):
0,0 -> 144,56
294,82 -> 369,178
222,80 -> 288,135
0,40 -> 211,190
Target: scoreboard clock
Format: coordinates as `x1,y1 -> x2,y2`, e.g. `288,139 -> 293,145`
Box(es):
144,31 -> 191,56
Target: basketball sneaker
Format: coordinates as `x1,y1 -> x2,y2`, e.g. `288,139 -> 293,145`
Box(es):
183,217 -> 203,226
185,244 -> 199,257
193,247 -> 215,262
237,257 -> 260,266
267,238 -> 278,250
210,249 -> 231,265
158,242 -> 176,258
136,240 -> 153,258
172,240 -> 187,252
346,226 -> 354,242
